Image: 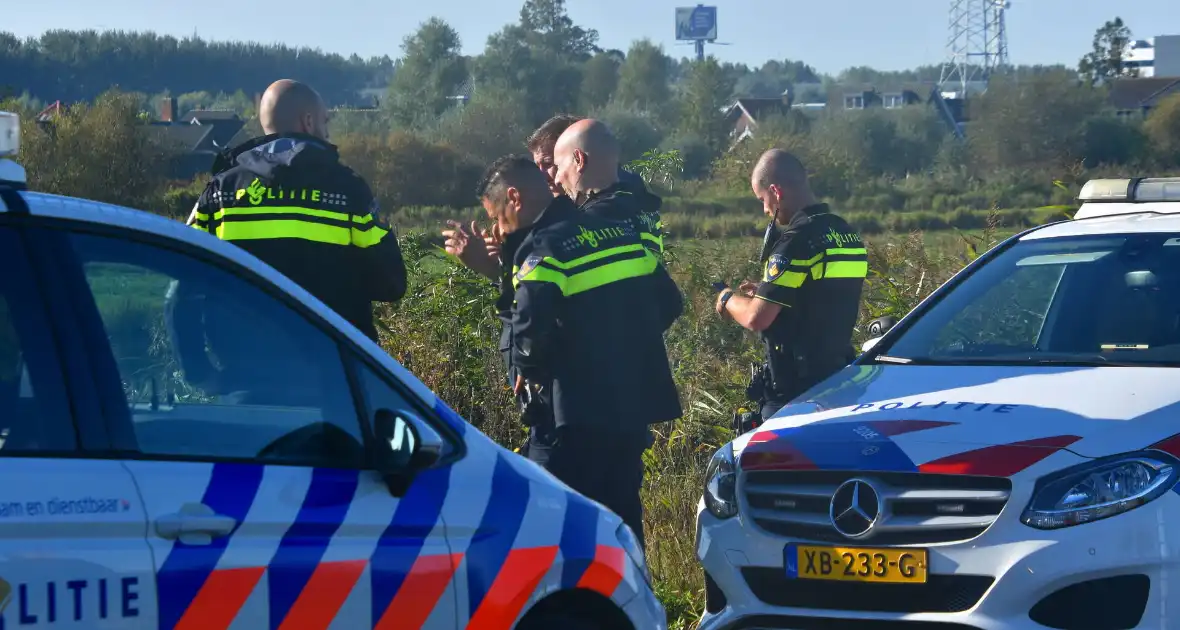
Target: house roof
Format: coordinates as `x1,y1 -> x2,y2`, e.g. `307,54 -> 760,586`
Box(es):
831,82 -> 936,96
1108,77 -> 1180,110
148,123 -> 213,152
181,109 -> 241,123
727,98 -> 791,124
193,119 -> 246,152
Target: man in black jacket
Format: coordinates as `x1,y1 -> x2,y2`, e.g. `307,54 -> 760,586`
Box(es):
530,115 -> 665,257
476,154 -> 682,547
186,79 -> 406,342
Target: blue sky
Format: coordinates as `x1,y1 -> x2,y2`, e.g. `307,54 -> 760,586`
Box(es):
5,0 -> 1178,74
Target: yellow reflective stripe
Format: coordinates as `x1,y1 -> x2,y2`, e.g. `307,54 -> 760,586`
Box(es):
194,211 -> 210,221
351,225 -> 389,248
641,233 -> 664,253
514,253 -> 658,295
789,252 -> 824,267
214,220 -> 351,244
211,205 -> 373,225
191,222 -> 209,233
543,243 -> 647,269
770,271 -> 808,289
827,247 -> 866,256
823,260 -> 868,278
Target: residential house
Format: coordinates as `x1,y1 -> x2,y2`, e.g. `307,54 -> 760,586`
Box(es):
149,97 -> 251,181
828,83 -> 928,111
724,91 -> 794,144
1108,77 -> 1180,118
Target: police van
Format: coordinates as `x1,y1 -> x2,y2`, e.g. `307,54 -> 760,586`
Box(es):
697,176 -> 1180,629
0,111 -> 664,630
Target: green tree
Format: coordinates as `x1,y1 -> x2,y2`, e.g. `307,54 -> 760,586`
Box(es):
968,70 -> 1103,170
385,18 -> 468,128
593,101 -> 665,162
580,52 -> 620,111
614,39 -> 671,113
1144,93 -> 1180,166
677,57 -> 736,151
518,0 -> 599,59
473,0 -> 595,123
18,90 -> 170,209
1079,17 -> 1136,85
431,84 -> 532,165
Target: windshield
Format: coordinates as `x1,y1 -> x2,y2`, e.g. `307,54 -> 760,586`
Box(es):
878,233 -> 1180,367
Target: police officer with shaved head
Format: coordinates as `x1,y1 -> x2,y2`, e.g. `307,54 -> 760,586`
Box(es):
716,149 -> 868,425
186,79 -> 406,342
476,154 -> 682,548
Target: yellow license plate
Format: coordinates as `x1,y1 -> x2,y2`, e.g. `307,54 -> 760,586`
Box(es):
788,544 -> 928,583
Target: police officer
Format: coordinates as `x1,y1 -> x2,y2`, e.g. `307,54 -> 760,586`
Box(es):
529,115 -> 665,257
443,118 -> 670,396
185,79 -> 406,342
716,149 -> 867,422
476,154 -> 683,548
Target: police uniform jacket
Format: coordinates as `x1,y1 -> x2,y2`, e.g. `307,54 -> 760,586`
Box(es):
509,195 -> 683,431
495,173 -> 662,378
190,133 -> 406,341
755,203 -> 868,403
581,179 -> 666,258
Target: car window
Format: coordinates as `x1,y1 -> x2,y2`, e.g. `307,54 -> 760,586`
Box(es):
0,228 -> 76,453
882,233 -> 1180,365
69,232 -> 365,467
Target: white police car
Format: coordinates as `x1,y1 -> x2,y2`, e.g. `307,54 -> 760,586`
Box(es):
697,177 -> 1180,629
0,111 -> 664,630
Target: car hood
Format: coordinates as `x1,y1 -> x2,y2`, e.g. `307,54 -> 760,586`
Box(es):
734,364 -> 1180,474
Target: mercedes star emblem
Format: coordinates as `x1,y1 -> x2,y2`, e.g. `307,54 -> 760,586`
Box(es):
830,478 -> 882,539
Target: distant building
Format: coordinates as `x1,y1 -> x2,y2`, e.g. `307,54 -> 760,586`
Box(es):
148,97 -> 250,181
1123,35 -> 1180,78
828,84 -> 928,111
723,81 -> 965,147
1108,77 -> 1180,117
723,92 -> 794,143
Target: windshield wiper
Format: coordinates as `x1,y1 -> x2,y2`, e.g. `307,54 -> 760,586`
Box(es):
871,355 -> 912,364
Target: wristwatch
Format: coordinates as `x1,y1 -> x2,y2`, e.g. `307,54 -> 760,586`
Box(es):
719,289 -> 735,313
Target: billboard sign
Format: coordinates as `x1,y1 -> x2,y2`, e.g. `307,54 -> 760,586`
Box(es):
676,5 -> 718,41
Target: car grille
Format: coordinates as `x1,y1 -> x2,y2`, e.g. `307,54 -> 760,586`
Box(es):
743,470 -> 1012,545
741,567 -> 993,613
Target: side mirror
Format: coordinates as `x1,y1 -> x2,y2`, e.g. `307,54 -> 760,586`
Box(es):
371,409 -> 445,495
867,315 -> 898,338
861,316 -> 898,354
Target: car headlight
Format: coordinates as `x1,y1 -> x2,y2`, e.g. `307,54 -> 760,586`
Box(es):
616,522 -> 651,586
1021,452 -> 1179,530
704,442 -> 738,519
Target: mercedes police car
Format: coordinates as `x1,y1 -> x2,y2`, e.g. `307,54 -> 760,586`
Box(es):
0,111 -> 664,630
698,177 -> 1180,630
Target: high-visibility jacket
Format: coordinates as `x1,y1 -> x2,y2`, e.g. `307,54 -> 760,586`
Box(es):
755,203 -> 868,404
509,195 -> 683,431
190,133 -> 406,341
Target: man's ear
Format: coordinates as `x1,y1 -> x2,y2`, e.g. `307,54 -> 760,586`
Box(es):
768,184 -> 782,203
574,149 -> 588,171
506,186 -> 522,210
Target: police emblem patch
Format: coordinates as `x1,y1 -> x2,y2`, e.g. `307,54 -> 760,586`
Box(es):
516,254 -> 542,281
765,254 -> 789,282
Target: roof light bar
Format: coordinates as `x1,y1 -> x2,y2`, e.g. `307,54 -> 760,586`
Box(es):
1078,179 -> 1132,202
1078,177 -> 1180,203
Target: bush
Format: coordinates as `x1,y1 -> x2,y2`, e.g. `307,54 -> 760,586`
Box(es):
337,132 -> 483,209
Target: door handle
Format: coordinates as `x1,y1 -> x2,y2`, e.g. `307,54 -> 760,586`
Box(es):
155,502 -> 238,545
